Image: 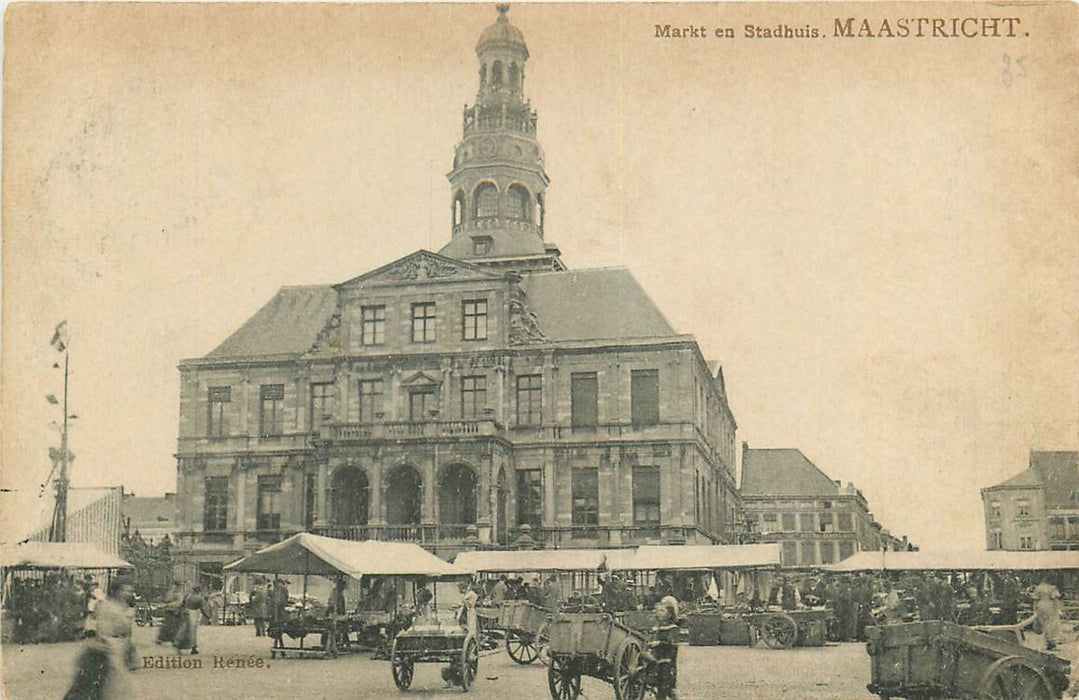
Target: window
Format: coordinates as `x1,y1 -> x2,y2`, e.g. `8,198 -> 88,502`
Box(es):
571,468 -> 599,535
781,513 -> 797,532
361,305 -> 386,346
800,541 -> 817,566
516,469 -> 542,528
819,512 -> 834,533
475,183 -> 498,219
761,512 -> 778,534
989,501 -> 1002,519
259,384 -> 285,437
472,237 -> 490,256
309,382 -> 334,431
409,389 -> 435,421
781,541 -> 798,566
839,540 -> 855,560
257,476 -> 282,530
411,302 -> 436,343
990,531 -> 1003,549
207,386 -> 231,438
461,376 -> 487,419
462,300 -> 488,341
799,513 -> 815,532
630,369 -> 660,425
1017,500 -> 1031,517
516,375 -> 542,425
570,372 -> 599,428
1050,518 -> 1065,538
837,512 -> 853,532
506,185 -> 530,221
358,379 -> 384,422
632,466 -> 661,530
203,477 -> 229,532
1019,535 -> 1034,550
820,541 -> 836,564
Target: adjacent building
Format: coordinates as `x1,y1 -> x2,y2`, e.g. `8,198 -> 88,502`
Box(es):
172,7 -> 741,587
982,450 -> 1079,551
739,445 -> 910,567
121,492 -> 178,544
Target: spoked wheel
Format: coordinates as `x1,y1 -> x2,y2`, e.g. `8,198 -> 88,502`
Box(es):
459,636 -> 479,692
391,659 -> 414,690
506,630 -> 539,665
762,613 -> 798,650
979,655 -> 1053,700
613,638 -> 646,700
547,655 -> 581,700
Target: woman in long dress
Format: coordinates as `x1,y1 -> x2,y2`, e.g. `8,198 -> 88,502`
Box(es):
64,577 -> 136,700
174,586 -> 209,655
1033,579 -> 1062,651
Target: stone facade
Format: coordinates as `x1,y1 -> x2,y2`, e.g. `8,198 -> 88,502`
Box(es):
982,450 -> 1079,551
172,8 -> 740,582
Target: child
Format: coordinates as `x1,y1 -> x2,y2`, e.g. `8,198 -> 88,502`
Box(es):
637,595 -> 681,700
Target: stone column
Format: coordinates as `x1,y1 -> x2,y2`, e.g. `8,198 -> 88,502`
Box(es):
422,456 -> 437,525
315,460 -> 330,528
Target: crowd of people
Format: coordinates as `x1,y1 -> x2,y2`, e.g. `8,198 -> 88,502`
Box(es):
5,572 -> 105,643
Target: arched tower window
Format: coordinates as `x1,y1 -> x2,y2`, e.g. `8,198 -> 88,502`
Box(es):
509,63 -> 520,89
453,191 -> 466,227
474,183 -> 498,219
491,61 -> 503,87
479,64 -> 487,88
506,184 -> 531,222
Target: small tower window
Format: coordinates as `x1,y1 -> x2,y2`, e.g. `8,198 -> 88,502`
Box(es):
475,183 -> 498,219
509,63 -> 520,89
453,191 -> 465,227
491,61 -> 503,87
506,184 -> 531,221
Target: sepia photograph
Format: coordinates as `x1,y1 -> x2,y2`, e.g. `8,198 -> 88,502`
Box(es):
2,2 -> 1077,698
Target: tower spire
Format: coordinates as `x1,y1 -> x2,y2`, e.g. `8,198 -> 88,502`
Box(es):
439,5 -> 563,272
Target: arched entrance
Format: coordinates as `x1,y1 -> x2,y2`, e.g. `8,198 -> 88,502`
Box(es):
496,466 -> 508,546
438,463 -> 478,527
385,465 -> 423,525
331,466 -> 369,527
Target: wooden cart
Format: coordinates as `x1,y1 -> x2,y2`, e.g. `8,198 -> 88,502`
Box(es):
390,621 -> 479,693
865,621 -> 1071,699
742,608 -> 831,649
496,600 -> 552,665
545,612 -> 655,700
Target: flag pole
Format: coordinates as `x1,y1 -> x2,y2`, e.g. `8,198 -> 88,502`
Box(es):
49,340 -> 70,542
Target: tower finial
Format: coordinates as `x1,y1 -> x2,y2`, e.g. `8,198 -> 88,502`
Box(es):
496,4 -> 510,21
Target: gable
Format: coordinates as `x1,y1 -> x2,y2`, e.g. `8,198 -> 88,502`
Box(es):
335,250 -> 507,290
741,448 -> 841,497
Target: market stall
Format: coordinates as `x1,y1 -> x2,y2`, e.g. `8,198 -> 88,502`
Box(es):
224,533 -> 469,659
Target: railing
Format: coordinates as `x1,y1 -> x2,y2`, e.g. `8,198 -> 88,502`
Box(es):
437,524 -> 476,540
311,524 -> 437,544
323,419 -> 502,442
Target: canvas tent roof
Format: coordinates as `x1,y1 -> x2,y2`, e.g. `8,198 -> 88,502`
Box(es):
610,544 -> 782,571
2,542 -> 132,570
223,533 -> 469,579
824,550 -> 1079,572
454,549 -> 605,573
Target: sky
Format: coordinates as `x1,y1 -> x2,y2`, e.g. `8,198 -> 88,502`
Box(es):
3,3 -> 1077,550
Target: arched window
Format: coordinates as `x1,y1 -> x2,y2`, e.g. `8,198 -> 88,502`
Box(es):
508,63 -> 520,89
474,183 -> 498,219
506,185 -> 531,221
386,465 -> 422,525
453,191 -> 465,227
491,61 -> 503,87
479,64 -> 487,88
331,466 -> 369,527
439,463 -> 478,525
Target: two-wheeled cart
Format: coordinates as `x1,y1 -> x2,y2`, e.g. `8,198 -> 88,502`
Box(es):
390,621 -> 479,692
545,611 -> 655,700
865,620 -> 1071,699
496,599 -> 552,664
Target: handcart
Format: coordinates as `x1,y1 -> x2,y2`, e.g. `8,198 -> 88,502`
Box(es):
865,620 -> 1071,699
390,619 -> 479,692
496,599 -> 552,664
545,611 -> 654,700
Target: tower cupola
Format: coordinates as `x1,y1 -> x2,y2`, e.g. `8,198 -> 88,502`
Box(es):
439,5 -> 563,272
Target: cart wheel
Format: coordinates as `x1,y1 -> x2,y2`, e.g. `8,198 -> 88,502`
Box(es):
392,659 -> 414,691
547,656 -> 581,700
978,655 -> 1053,700
506,630 -> 539,665
614,638 -> 646,700
761,613 -> 798,650
535,621 -> 550,664
459,636 -> 479,692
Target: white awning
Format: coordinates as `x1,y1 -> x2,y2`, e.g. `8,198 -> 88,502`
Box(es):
824,549 -> 1079,572
453,549 -> 606,573
610,544 -> 782,571
223,533 -> 469,579
2,541 -> 132,570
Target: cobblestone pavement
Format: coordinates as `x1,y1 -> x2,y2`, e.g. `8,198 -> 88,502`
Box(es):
2,624 -> 881,699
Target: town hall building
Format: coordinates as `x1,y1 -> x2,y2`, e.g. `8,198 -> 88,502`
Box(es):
172,7 -> 740,586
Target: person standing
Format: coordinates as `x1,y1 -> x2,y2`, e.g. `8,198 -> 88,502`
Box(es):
64,577 -> 136,700
174,586 -> 209,656
250,583 -> 268,638
156,582 -> 184,645
1033,579 -> 1063,651
491,575 -> 508,605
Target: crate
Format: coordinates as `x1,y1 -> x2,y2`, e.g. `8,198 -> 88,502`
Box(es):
687,612 -> 722,646
719,617 -> 753,646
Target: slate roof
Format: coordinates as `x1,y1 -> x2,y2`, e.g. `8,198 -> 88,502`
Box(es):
987,451 -> 1079,509
438,229 -> 551,260
741,448 -> 841,497
523,267 -> 677,342
205,285 -> 337,359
